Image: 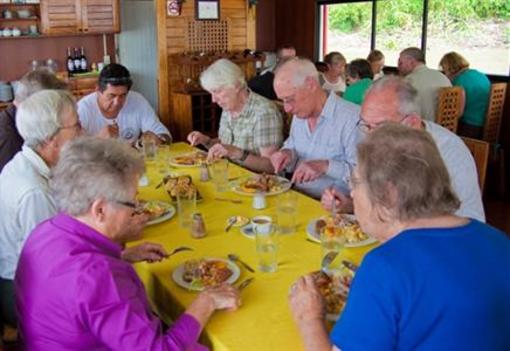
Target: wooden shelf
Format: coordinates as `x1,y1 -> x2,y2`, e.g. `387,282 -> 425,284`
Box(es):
0,17 -> 38,22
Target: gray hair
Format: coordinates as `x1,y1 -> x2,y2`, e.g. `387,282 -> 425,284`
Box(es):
200,58 -> 246,91
367,76 -> 421,117
274,57 -> 319,87
356,123 -> 460,221
50,137 -> 145,216
16,89 -> 76,148
400,47 -> 425,63
14,69 -> 68,104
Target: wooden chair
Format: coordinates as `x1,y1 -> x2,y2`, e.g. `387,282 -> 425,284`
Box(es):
461,136 -> 489,193
273,100 -> 293,139
435,86 -> 463,133
482,82 -> 507,143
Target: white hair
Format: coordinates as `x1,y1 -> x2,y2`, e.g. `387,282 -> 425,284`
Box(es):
16,89 -> 76,148
367,76 -> 421,117
50,137 -> 145,216
200,58 -> 246,91
274,57 -> 319,87
14,68 -> 68,104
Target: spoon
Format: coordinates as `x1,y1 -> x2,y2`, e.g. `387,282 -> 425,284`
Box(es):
225,217 -> 237,232
237,277 -> 254,291
321,251 -> 339,274
227,254 -> 255,273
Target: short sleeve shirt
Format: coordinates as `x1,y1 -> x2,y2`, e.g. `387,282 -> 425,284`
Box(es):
78,91 -> 170,143
218,91 -> 283,154
453,69 -> 491,127
343,78 -> 372,105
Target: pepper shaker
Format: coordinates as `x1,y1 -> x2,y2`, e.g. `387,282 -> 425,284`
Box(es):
252,193 -> 266,210
199,164 -> 210,182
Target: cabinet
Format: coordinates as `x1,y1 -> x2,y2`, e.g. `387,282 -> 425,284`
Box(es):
0,2 -> 41,38
40,0 -> 119,35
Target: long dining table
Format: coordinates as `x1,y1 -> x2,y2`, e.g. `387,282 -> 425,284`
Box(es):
132,142 -> 377,350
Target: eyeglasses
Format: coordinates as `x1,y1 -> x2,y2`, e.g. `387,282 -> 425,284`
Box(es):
356,114 -> 411,133
343,171 -> 363,190
114,200 -> 138,209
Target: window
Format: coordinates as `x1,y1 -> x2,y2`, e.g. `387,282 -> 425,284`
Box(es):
318,2 -> 373,61
375,0 -> 424,67
318,0 -> 510,76
427,0 -> 510,76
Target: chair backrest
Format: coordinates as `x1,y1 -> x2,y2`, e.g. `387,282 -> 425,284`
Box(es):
461,136 -> 490,192
483,82 -> 507,144
435,86 -> 463,133
273,100 -> 293,139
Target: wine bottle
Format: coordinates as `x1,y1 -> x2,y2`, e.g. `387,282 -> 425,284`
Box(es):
80,47 -> 88,72
73,48 -> 81,73
66,47 -> 75,75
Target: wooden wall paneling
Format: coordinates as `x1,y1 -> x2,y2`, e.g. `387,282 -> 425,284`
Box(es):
156,0 -> 170,130
274,0 -> 316,60
255,0 -> 275,51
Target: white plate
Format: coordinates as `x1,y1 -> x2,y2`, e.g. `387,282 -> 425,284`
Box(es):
306,216 -> 377,248
172,258 -> 241,291
144,201 -> 176,226
168,151 -> 207,168
231,175 -> 291,196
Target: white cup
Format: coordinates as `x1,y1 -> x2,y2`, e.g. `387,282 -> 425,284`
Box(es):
252,193 -> 266,209
251,215 -> 272,234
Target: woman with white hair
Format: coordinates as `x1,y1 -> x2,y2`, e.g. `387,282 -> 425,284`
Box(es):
16,138 -> 241,350
0,89 -> 81,331
289,123 -> 510,350
187,58 -> 283,173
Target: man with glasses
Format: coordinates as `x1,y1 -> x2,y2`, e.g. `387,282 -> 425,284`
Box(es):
270,58 -> 360,199
78,63 -> 171,145
322,76 -> 484,222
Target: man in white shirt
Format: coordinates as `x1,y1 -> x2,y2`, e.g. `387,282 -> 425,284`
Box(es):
322,76 -> 485,222
398,47 -> 451,122
78,63 -> 171,145
0,90 -> 82,331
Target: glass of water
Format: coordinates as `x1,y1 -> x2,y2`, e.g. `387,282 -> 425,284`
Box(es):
254,224 -> 279,273
276,191 -> 297,234
320,224 -> 346,272
176,190 -> 197,228
209,158 -> 229,192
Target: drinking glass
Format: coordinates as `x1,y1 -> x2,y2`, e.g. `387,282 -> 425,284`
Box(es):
142,138 -> 157,162
255,224 -> 278,273
176,190 -> 197,228
210,158 -> 229,192
276,191 -> 297,234
320,224 -> 346,272
156,145 -> 170,175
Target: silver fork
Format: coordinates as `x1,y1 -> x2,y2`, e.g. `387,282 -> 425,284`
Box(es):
165,246 -> 193,258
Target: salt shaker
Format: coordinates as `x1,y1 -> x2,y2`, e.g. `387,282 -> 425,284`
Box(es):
190,213 -> 207,238
252,193 -> 266,210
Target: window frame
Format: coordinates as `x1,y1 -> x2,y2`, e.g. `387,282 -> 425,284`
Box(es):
316,0 -> 509,79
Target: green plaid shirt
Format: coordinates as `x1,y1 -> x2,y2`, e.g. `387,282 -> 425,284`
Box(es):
218,91 -> 283,154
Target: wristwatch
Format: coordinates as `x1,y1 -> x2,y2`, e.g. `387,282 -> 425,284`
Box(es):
239,149 -> 250,162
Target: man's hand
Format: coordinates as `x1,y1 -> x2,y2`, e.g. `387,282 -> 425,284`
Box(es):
321,187 -> 354,213
187,131 -> 211,147
291,160 -> 329,184
207,143 -> 242,162
97,123 -> 119,139
270,149 -> 293,173
121,242 -> 168,263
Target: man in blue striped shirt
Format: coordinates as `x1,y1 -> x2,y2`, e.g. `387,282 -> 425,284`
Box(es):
270,58 -> 361,199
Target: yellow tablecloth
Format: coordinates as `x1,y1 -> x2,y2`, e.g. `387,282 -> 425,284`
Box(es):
133,143 -> 377,350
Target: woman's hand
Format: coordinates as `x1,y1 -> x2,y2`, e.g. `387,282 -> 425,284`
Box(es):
289,275 -> 325,324
121,242 -> 168,263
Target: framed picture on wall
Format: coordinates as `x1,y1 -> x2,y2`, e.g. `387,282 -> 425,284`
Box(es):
195,0 -> 220,20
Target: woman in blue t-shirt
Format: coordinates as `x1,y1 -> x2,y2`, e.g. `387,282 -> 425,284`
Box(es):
288,123 -> 510,351
439,52 -> 491,139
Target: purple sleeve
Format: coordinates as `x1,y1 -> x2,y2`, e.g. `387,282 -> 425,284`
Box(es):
78,262 -> 208,350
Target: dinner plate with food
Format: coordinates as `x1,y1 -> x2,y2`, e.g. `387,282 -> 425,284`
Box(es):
168,151 -> 207,167
310,260 -> 358,321
162,175 -> 203,202
306,214 -> 377,247
138,200 -> 176,226
172,258 -> 240,291
231,173 -> 291,196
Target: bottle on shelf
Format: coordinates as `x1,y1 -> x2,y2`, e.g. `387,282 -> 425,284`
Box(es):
66,47 -> 75,75
80,47 -> 88,73
73,48 -> 82,74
